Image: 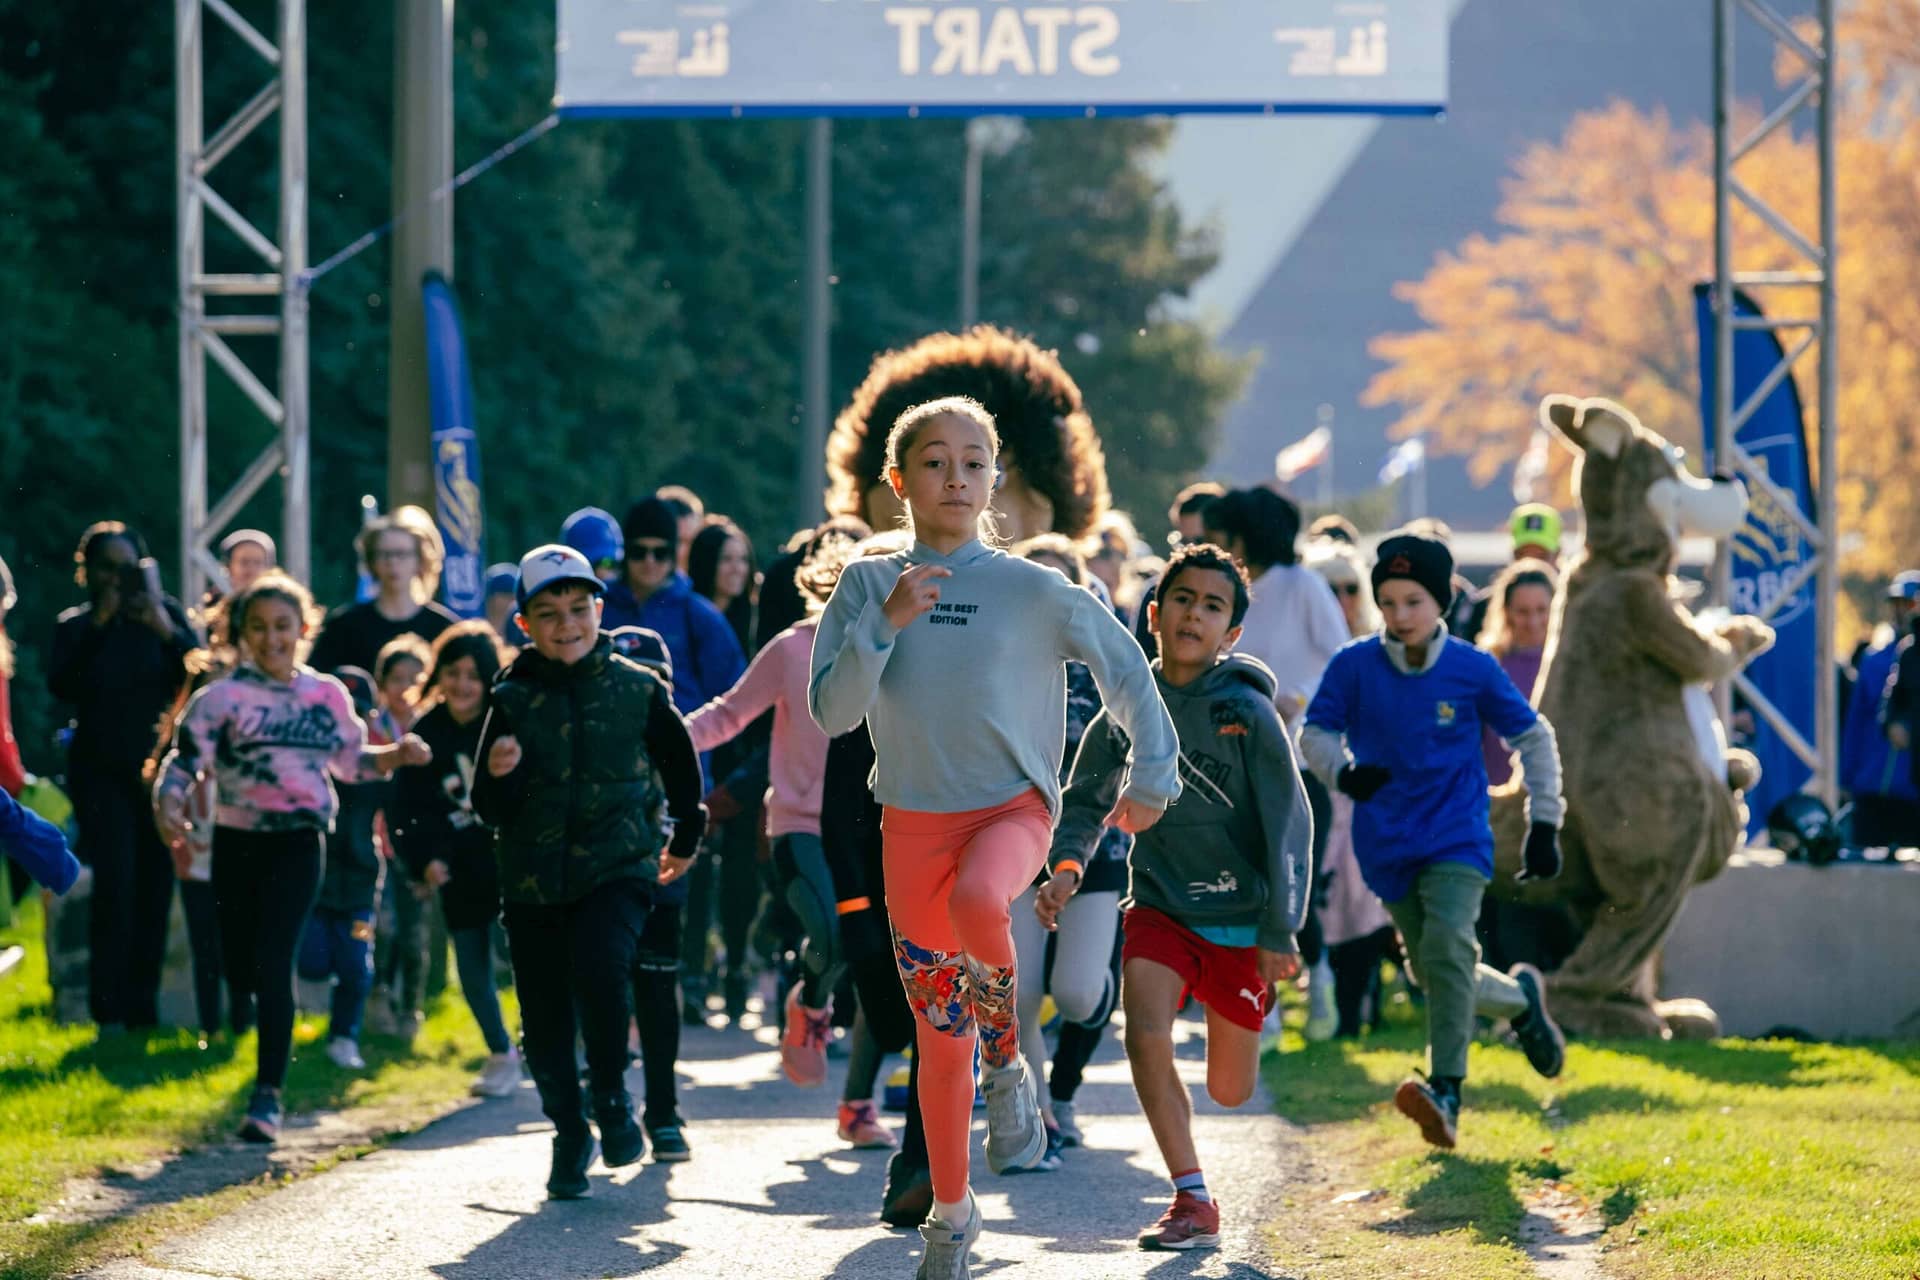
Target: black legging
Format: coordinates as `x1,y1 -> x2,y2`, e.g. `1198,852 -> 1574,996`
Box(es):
632,901 -> 684,1128
73,764 -> 175,1027
212,827 -> 323,1089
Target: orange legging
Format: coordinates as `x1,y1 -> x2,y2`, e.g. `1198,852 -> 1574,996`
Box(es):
882,789 -> 1052,1204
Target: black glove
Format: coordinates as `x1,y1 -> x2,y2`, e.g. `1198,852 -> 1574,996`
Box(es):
1336,764 -> 1392,802
1516,821 -> 1562,883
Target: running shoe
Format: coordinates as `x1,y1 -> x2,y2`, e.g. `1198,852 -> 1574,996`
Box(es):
1507,964 -> 1566,1078
594,1092 -> 646,1167
1051,1099 -> 1084,1148
882,1151 -> 935,1227
546,1128 -> 597,1200
1139,1190 -> 1220,1251
780,984 -> 832,1087
915,1191 -> 980,1280
647,1116 -> 692,1162
1393,1075 -> 1460,1149
325,1036 -> 367,1071
981,1056 -> 1048,1174
237,1087 -> 282,1145
836,1100 -> 897,1149
470,1049 -> 522,1098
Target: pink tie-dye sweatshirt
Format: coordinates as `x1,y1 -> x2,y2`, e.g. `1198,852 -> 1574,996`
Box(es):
154,662 -> 374,833
685,619 -> 827,838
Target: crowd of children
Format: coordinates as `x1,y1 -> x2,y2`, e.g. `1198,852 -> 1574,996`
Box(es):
2,392 -> 1594,1277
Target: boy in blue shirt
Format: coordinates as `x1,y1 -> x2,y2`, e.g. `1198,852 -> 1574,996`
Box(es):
1302,532 -> 1567,1149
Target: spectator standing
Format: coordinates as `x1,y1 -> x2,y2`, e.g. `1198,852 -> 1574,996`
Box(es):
307,506 -> 458,677
1865,572 -> 1920,842
602,498 -> 746,720
655,485 -> 707,574
50,522 -> 198,1029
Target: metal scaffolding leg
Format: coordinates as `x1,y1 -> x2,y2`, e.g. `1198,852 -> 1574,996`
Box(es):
177,0 -> 310,610
1711,0 -> 1838,807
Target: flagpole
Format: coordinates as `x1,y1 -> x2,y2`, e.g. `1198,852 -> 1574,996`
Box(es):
1317,403 -> 1334,509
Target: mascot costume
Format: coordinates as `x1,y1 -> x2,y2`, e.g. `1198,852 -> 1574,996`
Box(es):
1492,395 -> 1773,1040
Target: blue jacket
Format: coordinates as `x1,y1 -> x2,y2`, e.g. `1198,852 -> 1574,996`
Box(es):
1304,635 -> 1542,902
1843,640 -> 1917,800
600,573 -> 747,719
2,789 -> 80,895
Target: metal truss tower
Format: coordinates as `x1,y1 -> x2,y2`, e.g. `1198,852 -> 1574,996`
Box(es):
1711,0 -> 1838,806
176,0 -> 309,608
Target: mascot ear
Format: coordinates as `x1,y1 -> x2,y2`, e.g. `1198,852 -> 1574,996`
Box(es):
1540,395 -> 1632,460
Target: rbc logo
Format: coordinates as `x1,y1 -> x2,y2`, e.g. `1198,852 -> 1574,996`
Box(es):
1728,440 -> 1810,628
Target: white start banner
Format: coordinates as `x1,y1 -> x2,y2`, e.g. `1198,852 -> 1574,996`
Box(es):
555,0 -> 1448,117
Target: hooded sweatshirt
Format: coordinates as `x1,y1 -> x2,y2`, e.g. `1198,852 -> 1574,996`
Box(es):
686,619 -> 826,838
153,662 -> 374,833
809,539 -> 1180,820
1051,653 -> 1312,954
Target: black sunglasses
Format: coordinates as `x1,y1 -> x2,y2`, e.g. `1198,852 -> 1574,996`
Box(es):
626,543 -> 674,564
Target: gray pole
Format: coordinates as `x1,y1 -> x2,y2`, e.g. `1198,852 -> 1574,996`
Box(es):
1814,0 -> 1838,807
177,0 -> 206,603
959,127 -> 983,329
797,118 -> 832,531
281,0 -> 311,585
388,0 -> 455,513
1710,0 -> 1735,726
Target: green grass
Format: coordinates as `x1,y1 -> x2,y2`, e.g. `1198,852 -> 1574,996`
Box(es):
1263,994 -> 1920,1279
0,896 -> 516,1278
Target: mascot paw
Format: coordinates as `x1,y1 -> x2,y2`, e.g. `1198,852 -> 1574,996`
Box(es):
1724,747 -> 1761,794
1719,616 -> 1776,661
1655,998 -> 1722,1041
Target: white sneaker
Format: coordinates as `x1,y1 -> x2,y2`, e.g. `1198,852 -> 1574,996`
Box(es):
981,1057 -> 1048,1174
326,1036 -> 367,1071
471,1049 -> 523,1098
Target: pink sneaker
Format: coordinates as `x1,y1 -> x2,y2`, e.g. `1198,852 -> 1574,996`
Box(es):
1139,1191 -> 1221,1251
780,984 -> 832,1087
836,1100 -> 898,1149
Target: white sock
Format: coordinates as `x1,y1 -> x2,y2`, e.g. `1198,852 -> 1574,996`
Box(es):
933,1193 -> 972,1227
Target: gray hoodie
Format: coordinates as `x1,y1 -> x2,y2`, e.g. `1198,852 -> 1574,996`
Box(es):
1052,653 -> 1313,953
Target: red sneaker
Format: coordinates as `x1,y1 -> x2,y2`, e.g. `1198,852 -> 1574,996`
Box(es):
1139,1190 -> 1221,1251
835,1100 -> 898,1149
780,984 -> 832,1087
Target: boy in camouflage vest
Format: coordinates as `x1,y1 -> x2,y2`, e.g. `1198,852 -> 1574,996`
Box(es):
473,546 -> 707,1200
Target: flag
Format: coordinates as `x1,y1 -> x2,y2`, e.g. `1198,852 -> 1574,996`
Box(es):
1511,428 -> 1551,503
422,271 -> 488,618
1274,426 -> 1332,483
1693,283 -> 1815,835
1378,437 -> 1425,485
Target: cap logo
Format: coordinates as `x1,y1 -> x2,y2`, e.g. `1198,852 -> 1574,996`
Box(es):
538,550 -> 570,568
1388,555 -> 1413,574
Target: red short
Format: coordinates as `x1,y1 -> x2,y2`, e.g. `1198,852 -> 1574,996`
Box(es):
1121,906 -> 1271,1033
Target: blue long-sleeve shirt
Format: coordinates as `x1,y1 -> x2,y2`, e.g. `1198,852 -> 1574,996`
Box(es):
2,789 -> 80,895
600,572 -> 747,719
1302,632 -> 1557,902
1843,640 -> 1916,800
808,538 -> 1180,819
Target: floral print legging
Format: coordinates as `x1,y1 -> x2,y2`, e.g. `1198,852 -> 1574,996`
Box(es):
881,789 -> 1053,1204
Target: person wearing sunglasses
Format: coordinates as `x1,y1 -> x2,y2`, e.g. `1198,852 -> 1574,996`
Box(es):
602,498 -> 746,725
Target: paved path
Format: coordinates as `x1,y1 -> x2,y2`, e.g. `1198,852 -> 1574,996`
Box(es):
88,1014 -> 1302,1279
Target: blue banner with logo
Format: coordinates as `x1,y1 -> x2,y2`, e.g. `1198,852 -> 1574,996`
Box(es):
556,0 -> 1447,117
423,271 -> 487,618
1693,284 -> 1816,834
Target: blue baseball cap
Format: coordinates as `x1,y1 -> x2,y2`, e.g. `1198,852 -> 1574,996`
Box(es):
560,507 -> 624,573
1889,570 -> 1920,602
484,562 -> 519,599
515,545 -> 607,609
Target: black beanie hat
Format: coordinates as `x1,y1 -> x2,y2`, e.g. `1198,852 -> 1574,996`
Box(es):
623,497 -> 680,547
1371,533 -> 1454,611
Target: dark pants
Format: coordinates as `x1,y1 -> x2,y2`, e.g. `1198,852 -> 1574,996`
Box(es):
505,880 -> 649,1135
1851,793 -> 1920,847
450,925 -> 513,1055
375,874 -> 430,1014
72,764 -> 174,1027
1298,772 -> 1333,967
178,877 -> 228,1033
716,820 -> 763,989
213,827 -> 324,1089
1329,926 -> 1400,1039
297,906 -> 375,1043
632,901 -> 684,1127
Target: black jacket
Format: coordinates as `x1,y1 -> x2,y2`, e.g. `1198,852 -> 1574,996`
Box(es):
49,598 -> 197,774
318,780 -> 386,916
471,636 -> 705,907
1885,631 -> 1920,793
390,703 -> 499,930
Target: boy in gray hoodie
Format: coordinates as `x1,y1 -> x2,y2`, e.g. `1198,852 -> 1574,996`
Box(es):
1042,543 -> 1313,1253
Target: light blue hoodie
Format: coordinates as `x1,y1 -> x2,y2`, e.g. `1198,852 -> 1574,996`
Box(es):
809,539 -> 1181,819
